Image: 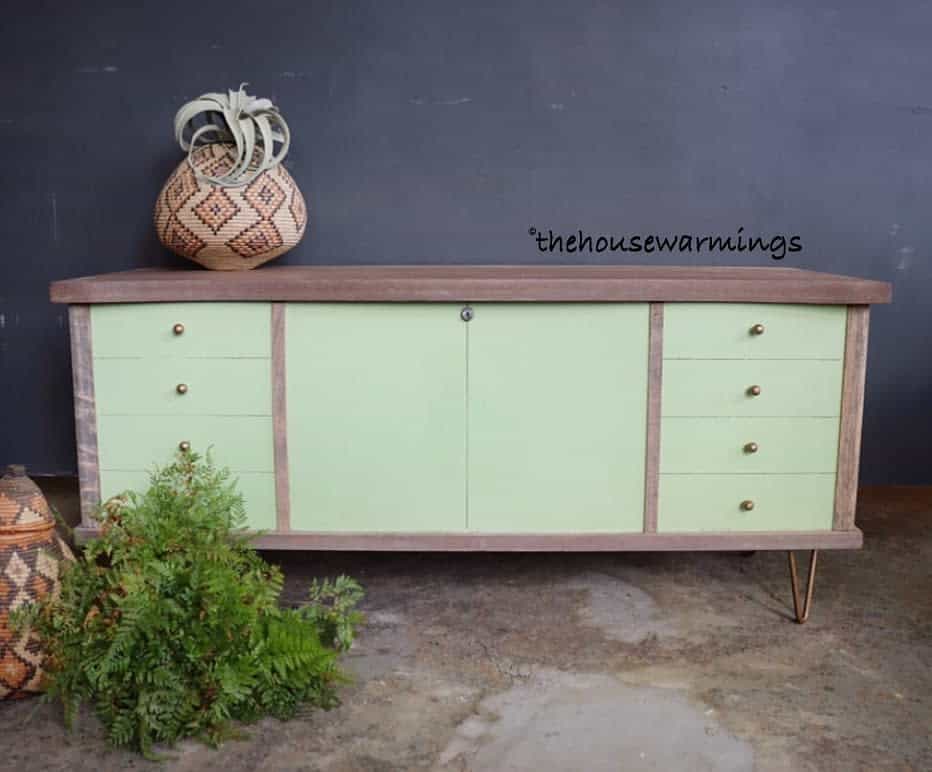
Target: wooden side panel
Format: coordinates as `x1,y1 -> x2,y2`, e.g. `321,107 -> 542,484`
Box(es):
468,303 -> 648,533
69,305 -> 100,527
286,304 -> 467,532
643,303 -> 664,532
834,306 -> 871,530
271,304 -> 290,532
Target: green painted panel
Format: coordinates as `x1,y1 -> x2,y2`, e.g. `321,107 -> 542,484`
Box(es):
94,358 -> 271,415
99,469 -> 276,531
657,474 -> 835,533
662,359 -> 842,417
92,303 -> 271,358
661,417 -> 840,474
98,415 -> 273,472
287,304 -> 466,532
664,303 -> 846,360
468,303 -> 648,533
658,474 -> 835,532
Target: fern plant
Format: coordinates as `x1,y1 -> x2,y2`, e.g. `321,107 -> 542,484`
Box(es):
12,452 -> 363,757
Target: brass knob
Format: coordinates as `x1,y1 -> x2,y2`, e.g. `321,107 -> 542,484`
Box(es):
740,500 -> 755,512
176,383 -> 189,395
178,441 -> 191,452
750,323 -> 765,336
744,442 -> 759,454
747,385 -> 762,397
173,323 -> 185,336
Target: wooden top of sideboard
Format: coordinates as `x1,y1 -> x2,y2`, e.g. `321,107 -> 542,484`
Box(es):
50,266 -> 892,304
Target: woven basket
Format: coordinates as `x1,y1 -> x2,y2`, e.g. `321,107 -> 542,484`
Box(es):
154,143 -> 307,270
0,465 -> 73,700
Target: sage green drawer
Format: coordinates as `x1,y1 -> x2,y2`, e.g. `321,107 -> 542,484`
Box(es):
661,417 -> 840,474
662,360 -> 842,417
98,415 -> 274,472
99,469 -> 276,531
664,303 -> 846,360
92,303 -> 271,358
94,358 -> 271,416
658,474 -> 835,532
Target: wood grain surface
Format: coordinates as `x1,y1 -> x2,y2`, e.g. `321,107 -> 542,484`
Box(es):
643,303 -> 664,532
69,306 -> 100,526
834,306 -> 871,530
271,303 -> 291,532
73,526 -> 864,551
50,265 -> 893,305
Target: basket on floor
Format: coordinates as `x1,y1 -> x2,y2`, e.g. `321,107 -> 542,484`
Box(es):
0,465 -> 73,700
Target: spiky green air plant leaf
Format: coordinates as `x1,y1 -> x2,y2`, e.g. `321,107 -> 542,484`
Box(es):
174,83 -> 291,187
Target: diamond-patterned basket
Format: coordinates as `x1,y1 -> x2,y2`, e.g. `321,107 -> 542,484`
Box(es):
154,143 -> 307,271
0,465 -> 73,700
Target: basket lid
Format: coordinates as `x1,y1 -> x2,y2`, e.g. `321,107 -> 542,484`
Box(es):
0,465 -> 54,531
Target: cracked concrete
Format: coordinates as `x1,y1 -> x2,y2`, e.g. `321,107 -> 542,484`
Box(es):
0,482 -> 929,770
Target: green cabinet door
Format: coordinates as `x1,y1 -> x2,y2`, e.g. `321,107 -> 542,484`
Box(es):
286,304 -> 467,532
467,304 -> 649,532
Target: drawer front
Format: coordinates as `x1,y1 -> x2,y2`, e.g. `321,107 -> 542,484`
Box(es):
661,417 -> 840,474
662,360 -> 842,417
658,474 -> 835,532
92,303 -> 271,358
98,415 -> 274,472
94,358 -> 271,416
664,303 -> 846,360
99,469 -> 276,531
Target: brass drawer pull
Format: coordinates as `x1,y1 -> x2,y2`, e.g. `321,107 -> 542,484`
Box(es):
744,442 -> 759,454
750,323 -> 765,336
178,441 -> 191,452
173,323 -> 185,335
747,384 -> 762,397
176,383 -> 189,395
740,500 -> 755,512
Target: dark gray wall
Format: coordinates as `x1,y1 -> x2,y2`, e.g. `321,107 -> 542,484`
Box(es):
0,1 -> 927,482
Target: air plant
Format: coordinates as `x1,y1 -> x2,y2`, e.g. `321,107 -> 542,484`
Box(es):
174,83 -> 290,187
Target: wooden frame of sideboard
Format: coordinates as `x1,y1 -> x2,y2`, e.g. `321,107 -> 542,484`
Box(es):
53,266 -> 891,552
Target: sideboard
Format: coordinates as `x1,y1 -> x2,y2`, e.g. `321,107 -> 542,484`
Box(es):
51,266 -> 892,621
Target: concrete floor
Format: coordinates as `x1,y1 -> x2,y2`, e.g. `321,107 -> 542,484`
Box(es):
0,482 -> 929,771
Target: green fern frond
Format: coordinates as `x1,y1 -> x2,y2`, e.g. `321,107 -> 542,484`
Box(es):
19,450 -> 364,755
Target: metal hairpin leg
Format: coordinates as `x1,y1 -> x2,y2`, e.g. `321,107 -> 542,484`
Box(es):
787,550 -> 818,624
